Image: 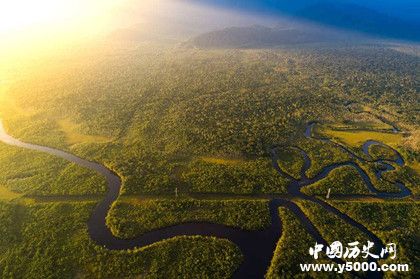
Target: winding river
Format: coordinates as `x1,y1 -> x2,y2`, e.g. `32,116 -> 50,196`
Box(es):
0,120 -> 412,278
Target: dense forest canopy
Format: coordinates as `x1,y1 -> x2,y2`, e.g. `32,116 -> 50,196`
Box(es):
2,45 -> 418,151
0,42 -> 419,278
1,44 -> 418,196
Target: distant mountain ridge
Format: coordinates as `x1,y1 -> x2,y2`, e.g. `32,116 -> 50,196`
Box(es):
107,1 -> 420,45
190,0 -> 420,42
184,25 -> 345,49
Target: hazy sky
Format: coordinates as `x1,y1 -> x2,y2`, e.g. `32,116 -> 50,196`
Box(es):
0,0 -> 286,52
2,0 -> 419,39
189,0 -> 420,22
0,0 -> 289,38
186,0 -> 420,41
1,0 -> 418,55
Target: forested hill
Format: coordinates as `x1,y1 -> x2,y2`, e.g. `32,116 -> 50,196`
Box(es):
190,0 -> 420,42
184,25 -> 341,49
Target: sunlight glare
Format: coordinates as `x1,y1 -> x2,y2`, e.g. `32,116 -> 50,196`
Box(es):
0,0 -> 131,36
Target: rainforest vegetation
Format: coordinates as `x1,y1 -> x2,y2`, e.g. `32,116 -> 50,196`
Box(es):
0,201 -> 242,278
107,198 -> 270,239
330,201 -> 420,278
0,43 -> 418,278
266,207 -> 343,279
301,166 -> 371,196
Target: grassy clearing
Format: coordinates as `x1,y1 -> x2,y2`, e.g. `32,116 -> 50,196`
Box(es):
328,120 -> 393,132
319,127 -> 403,148
57,119 -> 112,146
199,156 -> 246,165
0,186 -> 22,201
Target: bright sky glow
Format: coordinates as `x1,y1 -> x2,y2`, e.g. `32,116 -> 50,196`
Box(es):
0,0 -> 128,35
1,0 -> 70,34
0,0 -> 278,54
